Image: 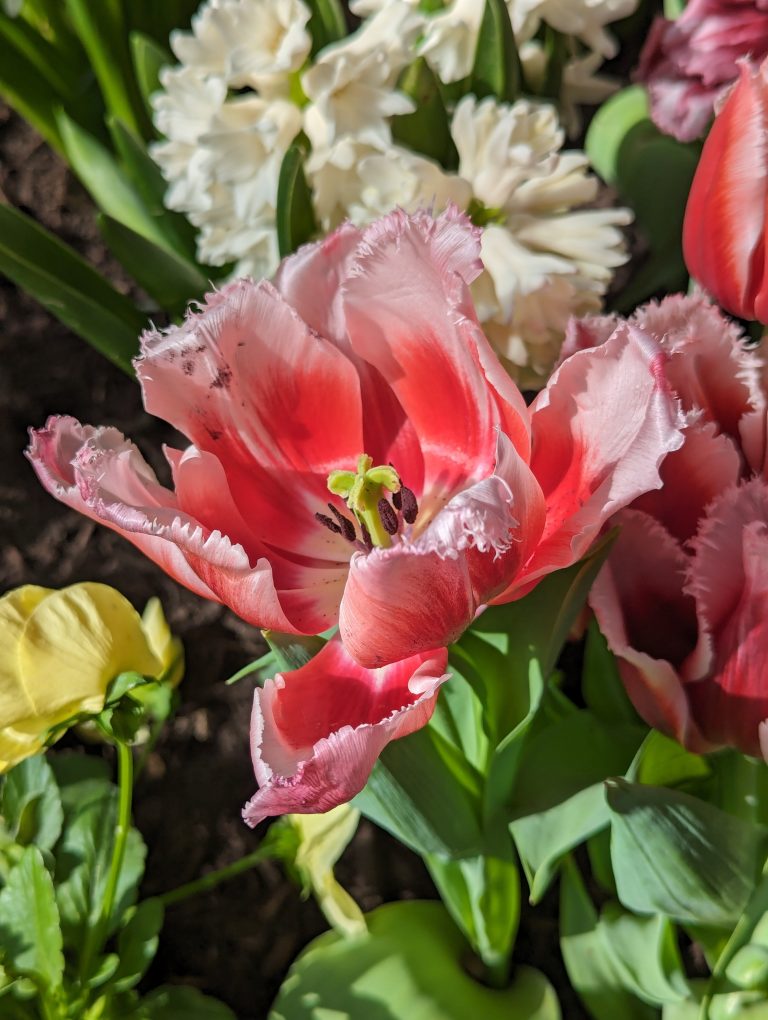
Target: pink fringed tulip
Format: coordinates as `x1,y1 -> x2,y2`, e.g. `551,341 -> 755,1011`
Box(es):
243,638 -> 448,825
637,0 -> 768,143
562,294 -> 768,758
683,58 -> 768,323
29,208 -> 683,674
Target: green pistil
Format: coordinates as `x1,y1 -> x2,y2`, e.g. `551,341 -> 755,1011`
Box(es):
467,198 -> 506,228
328,455 -> 401,549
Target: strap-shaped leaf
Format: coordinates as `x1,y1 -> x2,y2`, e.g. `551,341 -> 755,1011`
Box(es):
0,205 -> 144,372
470,0 -> 522,104
276,138 -> 318,258
392,57 -> 459,169
129,30 -> 171,115
305,0 -> 346,57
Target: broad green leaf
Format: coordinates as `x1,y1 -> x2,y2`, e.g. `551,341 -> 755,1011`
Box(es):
305,0 -> 346,57
98,214 -> 208,314
429,664 -> 488,774
470,0 -> 521,104
599,903 -> 689,1006
0,846 -> 64,992
607,779 -> 768,927
1,755 -> 63,851
271,900 -> 561,1020
276,139 -> 318,259
425,853 -> 520,972
582,618 -> 638,725
585,86 -> 650,186
262,630 -> 326,673
511,783 -> 610,902
0,205 -> 144,373
57,111 -> 169,248
627,730 -> 710,790
130,30 -> 171,113
142,985 -> 237,1019
355,724 -> 483,858
560,858 -> 657,1020
65,0 -> 150,137
49,752 -> 111,813
109,898 -> 164,992
391,57 -> 458,169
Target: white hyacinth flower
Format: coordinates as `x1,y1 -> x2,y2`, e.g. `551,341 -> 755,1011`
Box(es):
451,94 -> 630,388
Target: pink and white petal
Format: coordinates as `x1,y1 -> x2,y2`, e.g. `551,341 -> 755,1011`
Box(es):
341,208 -> 529,504
242,640 -> 449,824
589,510 -> 710,751
518,323 -> 684,590
557,312 -> 620,363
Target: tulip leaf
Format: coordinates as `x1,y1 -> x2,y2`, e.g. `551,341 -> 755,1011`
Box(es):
262,631 -> 327,673
276,139 -> 318,259
141,985 -> 237,1019
470,0 -> 522,104
0,846 -> 64,993
607,778 -> 768,927
98,214 -> 208,314
305,0 -> 346,58
0,34 -> 65,153
392,57 -> 458,169
627,730 -> 710,790
585,86 -> 650,187
272,900 -> 561,1020
130,30 -> 171,114
582,618 -> 638,725
1,756 -> 63,852
0,204 -> 143,373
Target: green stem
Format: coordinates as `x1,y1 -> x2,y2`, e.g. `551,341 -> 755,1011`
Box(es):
79,740 -> 134,982
158,846 -> 273,908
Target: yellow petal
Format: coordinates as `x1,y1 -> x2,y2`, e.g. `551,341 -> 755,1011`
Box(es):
17,582 -> 163,731
141,597 -> 184,688
0,586 -> 52,727
0,719 -> 48,773
292,804 -> 366,938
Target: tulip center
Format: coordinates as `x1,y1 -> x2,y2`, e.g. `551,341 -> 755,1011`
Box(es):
316,454 -> 419,549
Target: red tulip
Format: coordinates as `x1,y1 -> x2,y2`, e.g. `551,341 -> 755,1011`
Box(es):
683,58 -> 768,323
562,294 -> 768,758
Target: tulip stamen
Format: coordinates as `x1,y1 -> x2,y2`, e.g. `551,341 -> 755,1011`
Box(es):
315,512 -> 342,536
327,502 -> 357,543
378,498 -> 399,536
327,454 -> 403,548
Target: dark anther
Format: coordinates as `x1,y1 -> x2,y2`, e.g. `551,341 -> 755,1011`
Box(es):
327,503 -> 357,543
359,520 -> 373,549
315,512 -> 342,535
392,489 -> 402,510
399,486 -> 419,524
378,498 -> 399,536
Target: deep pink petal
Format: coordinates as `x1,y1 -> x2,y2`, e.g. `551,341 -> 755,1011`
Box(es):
341,208 -> 531,507
242,639 -> 449,823
513,323 -> 684,591
685,479 -> 768,755
589,510 -> 709,751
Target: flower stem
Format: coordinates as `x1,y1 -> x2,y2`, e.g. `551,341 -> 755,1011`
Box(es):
158,846 -> 274,908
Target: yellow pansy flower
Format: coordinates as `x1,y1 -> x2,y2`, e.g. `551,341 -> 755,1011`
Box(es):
0,582 -> 168,771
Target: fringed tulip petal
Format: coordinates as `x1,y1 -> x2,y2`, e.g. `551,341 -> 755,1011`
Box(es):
242,640 -> 448,824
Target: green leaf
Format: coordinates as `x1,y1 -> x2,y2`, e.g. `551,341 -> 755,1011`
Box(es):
276,139 -> 318,259
0,204 -> 144,372
262,630 -> 326,673
354,724 -> 483,858
0,846 -> 64,993
49,753 -> 111,813
142,985 -> 237,1019
65,0 -> 150,138
109,898 -> 164,992
628,731 -> 710,790
130,30 -> 171,113
0,37 -> 64,153
57,111 -> 169,249
98,214 -> 208,314
599,902 -> 689,1006
424,854 -> 520,972
305,0 -> 346,57
391,58 -> 458,169
1,756 -> 63,852
429,664 -> 489,774
470,0 -> 521,104
585,86 -> 650,187
582,618 -> 639,725
55,783 -> 146,952
607,779 -> 768,927
0,12 -> 80,102
272,900 -> 561,1020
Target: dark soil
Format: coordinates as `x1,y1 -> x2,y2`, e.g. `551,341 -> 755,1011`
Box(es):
0,107 -> 586,1018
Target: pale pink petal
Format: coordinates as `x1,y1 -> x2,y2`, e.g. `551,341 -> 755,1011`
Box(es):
685,480 -> 768,755
512,323 -> 684,592
27,417 -> 334,633
589,510 -> 710,751
242,640 -> 449,824
341,208 -> 531,507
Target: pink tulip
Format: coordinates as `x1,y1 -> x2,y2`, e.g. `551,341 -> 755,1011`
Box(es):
683,57 -> 768,323
29,209 -> 682,673
637,0 -> 768,143
562,293 -> 768,757
243,638 -> 448,825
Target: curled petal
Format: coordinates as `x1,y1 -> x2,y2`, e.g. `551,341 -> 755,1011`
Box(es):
242,639 -> 448,824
